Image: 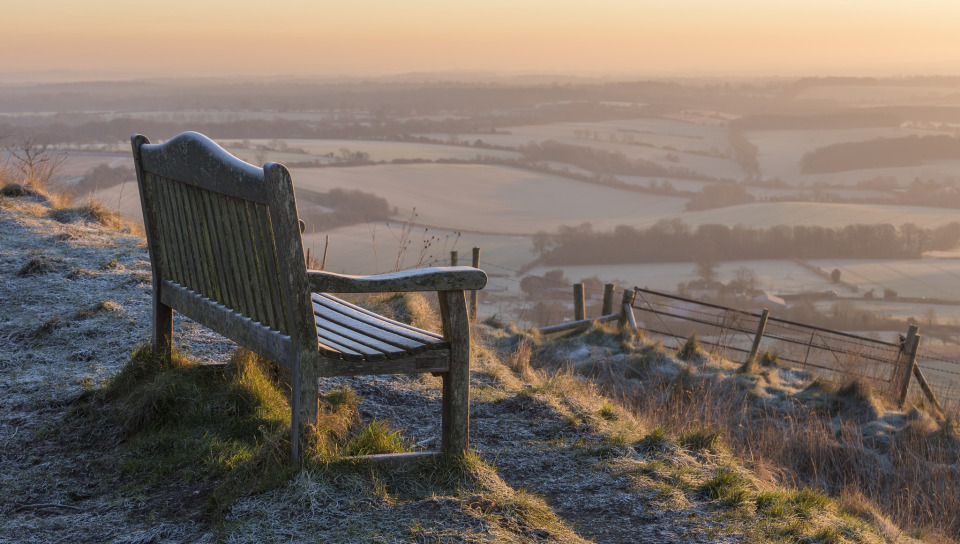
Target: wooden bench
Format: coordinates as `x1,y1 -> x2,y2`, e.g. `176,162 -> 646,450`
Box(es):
130,131 -> 486,462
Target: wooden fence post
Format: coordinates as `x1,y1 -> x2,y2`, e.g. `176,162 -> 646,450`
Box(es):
747,308 -> 770,364
450,250 -> 458,266
573,283 -> 585,321
601,283 -> 616,315
912,363 -> 945,417
892,325 -> 920,408
618,289 -> 637,331
469,247 -> 480,321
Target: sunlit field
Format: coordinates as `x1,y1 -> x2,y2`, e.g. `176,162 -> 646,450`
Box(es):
290,163 -> 689,234
225,138 -> 522,162
809,258 -> 960,301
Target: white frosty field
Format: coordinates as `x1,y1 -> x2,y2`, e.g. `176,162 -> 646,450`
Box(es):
812,299 -> 960,326
426,118 -> 742,180
808,258 -> 960,301
796,85 -> 960,105
300,221 -> 533,278
226,139 -> 522,162
58,151 -> 132,177
520,260 -> 832,298
290,163 -> 689,234
675,201 -> 960,229
747,126 -> 953,184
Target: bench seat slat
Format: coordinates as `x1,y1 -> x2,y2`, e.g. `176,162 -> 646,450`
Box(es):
312,303 -> 440,353
311,293 -> 445,343
313,315 -> 407,358
316,334 -> 366,359
316,329 -> 386,361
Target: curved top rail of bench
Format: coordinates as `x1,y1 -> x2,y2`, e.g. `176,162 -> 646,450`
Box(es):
135,131 -> 282,204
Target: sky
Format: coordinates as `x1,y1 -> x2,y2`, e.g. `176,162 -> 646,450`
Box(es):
5,0 -> 960,80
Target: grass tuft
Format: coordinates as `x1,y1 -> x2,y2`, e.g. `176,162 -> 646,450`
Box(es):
700,467 -> 751,507
79,346 -> 405,517
677,334 -> 702,361
759,350 -> 780,367
598,402 -> 618,421
678,426 -> 724,454
791,487 -> 831,518
49,198 -> 135,232
17,252 -> 62,276
634,425 -> 673,454
755,491 -> 789,518
342,420 -> 411,457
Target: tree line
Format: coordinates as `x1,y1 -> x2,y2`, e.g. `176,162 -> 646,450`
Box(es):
800,135 -> 960,174
532,220 -> 960,265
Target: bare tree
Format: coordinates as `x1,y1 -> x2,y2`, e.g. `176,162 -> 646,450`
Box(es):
4,136 -> 66,190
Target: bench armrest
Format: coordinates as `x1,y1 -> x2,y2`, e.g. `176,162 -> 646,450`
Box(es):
307,266 -> 487,294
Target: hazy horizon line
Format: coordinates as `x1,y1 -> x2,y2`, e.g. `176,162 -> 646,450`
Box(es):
5,65 -> 960,86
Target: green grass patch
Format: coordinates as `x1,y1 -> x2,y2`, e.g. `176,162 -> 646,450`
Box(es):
634,425 -> 673,454
598,402 -> 618,421
790,487 -> 831,519
700,468 -> 751,507
678,426 -> 724,453
87,345 -> 414,518
755,491 -> 789,518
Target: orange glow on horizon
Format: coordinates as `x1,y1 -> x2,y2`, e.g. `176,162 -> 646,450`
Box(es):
4,1 -> 960,79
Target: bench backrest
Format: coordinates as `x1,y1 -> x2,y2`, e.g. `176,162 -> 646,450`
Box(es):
131,132 -> 315,364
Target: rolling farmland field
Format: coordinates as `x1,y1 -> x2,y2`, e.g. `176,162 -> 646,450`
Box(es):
289,163 -> 689,234
675,201 -> 960,229
809,258 -> 960,301
224,139 -> 522,162
748,126 -> 956,184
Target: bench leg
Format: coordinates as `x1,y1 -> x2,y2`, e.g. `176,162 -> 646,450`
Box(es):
153,298 -> 173,363
294,353 -> 320,463
438,291 -> 470,455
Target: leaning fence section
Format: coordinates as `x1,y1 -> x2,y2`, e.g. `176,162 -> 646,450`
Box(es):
534,283 -> 960,414
624,287 -> 960,411
914,345 -> 960,411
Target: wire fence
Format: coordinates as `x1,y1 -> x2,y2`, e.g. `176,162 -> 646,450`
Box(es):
913,345 -> 960,411
629,288 -> 916,394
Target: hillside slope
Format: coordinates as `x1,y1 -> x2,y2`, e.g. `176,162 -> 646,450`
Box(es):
0,192 -> 920,543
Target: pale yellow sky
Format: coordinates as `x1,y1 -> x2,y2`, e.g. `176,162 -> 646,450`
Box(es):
5,0 -> 960,79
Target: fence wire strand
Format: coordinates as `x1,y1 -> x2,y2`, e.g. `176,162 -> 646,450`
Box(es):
629,288 -> 903,389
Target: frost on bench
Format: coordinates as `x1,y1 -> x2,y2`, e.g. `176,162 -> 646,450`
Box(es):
131,131 -> 486,462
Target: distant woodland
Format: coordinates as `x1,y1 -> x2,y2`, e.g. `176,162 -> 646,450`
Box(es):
296,188 -> 391,231
801,135 -> 960,174
533,220 -> 960,265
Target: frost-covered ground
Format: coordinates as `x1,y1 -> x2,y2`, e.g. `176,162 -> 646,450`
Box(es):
0,195 -> 919,543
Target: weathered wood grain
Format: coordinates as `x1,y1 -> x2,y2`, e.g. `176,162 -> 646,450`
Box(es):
307,267 -> 487,293
132,131 -> 486,463
438,290 -> 470,454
